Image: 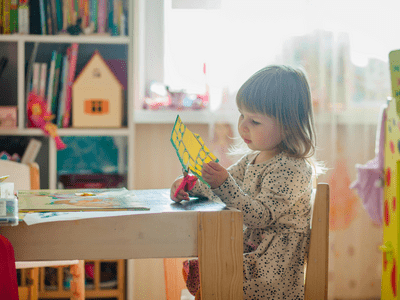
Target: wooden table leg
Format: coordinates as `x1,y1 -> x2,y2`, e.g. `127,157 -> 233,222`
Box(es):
197,210 -> 243,300
28,268 -> 39,300
70,260 -> 85,300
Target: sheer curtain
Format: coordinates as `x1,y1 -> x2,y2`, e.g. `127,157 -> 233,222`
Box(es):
164,0 -> 398,298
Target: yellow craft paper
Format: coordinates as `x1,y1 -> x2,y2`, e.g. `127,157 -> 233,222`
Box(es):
170,115 -> 218,184
381,49 -> 400,300
389,49 -> 400,117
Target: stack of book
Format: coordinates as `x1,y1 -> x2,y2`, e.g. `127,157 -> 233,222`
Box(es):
0,0 -> 126,35
28,43 -> 78,128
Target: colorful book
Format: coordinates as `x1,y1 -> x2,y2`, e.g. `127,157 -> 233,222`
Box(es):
54,0 -> 61,31
90,0 -> 97,31
0,0 -> 3,34
45,0 -> 53,34
38,62 -> 47,98
17,0 -> 28,34
120,12 -> 125,36
25,42 -> 39,125
57,54 -> 68,127
78,0 -> 83,22
32,62 -> 40,94
68,0 -> 76,25
107,0 -> 113,34
62,0 -> 67,30
46,50 -> 56,112
10,0 -> 18,33
3,0 -> 10,34
73,0 -> 77,23
62,43 -> 78,128
17,188 -> 150,211
49,53 -> 62,120
38,0 -> 46,34
97,0 -> 106,33
29,0 -> 41,34
82,0 -> 88,27
111,0 -> 118,35
49,0 -> 56,33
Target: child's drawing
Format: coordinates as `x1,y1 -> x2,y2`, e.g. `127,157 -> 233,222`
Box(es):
17,188 -> 149,211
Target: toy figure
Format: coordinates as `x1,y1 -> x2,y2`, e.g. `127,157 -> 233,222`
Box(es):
27,92 -> 66,150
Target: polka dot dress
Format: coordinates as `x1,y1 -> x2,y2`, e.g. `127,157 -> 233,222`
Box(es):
189,152 -> 313,299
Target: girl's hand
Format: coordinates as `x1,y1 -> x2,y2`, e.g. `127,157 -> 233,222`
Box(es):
170,178 -> 190,203
202,161 -> 229,189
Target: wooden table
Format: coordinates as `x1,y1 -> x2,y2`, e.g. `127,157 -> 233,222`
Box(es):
0,189 -> 243,300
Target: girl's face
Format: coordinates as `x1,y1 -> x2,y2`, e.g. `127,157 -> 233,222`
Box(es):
238,108 -> 283,162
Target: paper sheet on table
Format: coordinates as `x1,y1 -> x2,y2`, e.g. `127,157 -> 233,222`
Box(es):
22,210 -> 154,226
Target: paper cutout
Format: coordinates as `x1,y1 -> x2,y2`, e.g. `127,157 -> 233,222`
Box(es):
170,115 -> 218,185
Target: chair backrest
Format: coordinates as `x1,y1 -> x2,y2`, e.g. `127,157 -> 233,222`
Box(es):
304,183 -> 330,300
0,160 -> 40,190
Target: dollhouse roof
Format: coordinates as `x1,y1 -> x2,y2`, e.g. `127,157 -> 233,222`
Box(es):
73,50 -> 124,89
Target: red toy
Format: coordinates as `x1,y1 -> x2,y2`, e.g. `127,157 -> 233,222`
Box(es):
27,92 -> 66,150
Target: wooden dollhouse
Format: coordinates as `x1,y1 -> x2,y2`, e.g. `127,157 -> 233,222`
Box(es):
72,51 -> 123,128
381,49 -> 400,299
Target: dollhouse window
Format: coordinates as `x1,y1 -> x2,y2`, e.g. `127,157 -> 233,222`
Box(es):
84,100 -> 109,115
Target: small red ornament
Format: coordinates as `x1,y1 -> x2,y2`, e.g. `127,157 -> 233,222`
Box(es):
27,92 -> 66,150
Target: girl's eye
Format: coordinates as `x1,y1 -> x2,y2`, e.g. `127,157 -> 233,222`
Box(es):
252,120 -> 260,125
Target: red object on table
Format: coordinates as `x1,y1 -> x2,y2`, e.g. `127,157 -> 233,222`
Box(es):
0,235 -> 19,300
174,174 -> 198,199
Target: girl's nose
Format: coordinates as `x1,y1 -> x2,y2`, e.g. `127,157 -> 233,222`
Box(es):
239,121 -> 249,133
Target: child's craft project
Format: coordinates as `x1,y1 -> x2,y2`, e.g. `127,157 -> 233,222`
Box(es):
381,49 -> 400,300
27,92 -> 66,150
170,115 -> 218,188
17,188 -> 149,211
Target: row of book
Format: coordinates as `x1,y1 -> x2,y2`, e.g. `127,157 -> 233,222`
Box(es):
0,0 -> 127,35
28,43 -> 79,128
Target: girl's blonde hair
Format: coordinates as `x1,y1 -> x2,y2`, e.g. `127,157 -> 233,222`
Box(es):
235,65 -> 316,159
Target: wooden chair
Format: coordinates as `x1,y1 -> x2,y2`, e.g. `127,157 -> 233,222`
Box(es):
170,183 -> 330,300
304,182 -> 330,300
0,160 -> 85,300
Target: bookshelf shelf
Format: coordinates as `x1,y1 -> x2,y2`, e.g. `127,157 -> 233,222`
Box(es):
0,128 -> 131,136
0,34 -> 130,44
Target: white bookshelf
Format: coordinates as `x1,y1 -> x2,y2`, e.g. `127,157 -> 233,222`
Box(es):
0,0 -> 137,190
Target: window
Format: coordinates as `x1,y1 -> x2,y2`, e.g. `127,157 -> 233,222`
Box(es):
164,0 -> 398,113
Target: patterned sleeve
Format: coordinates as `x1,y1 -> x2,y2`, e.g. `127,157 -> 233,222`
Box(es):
226,154 -> 249,185
188,154 -> 250,199
212,157 -> 312,229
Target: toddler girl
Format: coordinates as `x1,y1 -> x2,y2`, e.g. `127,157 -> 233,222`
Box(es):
171,65 -> 319,299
